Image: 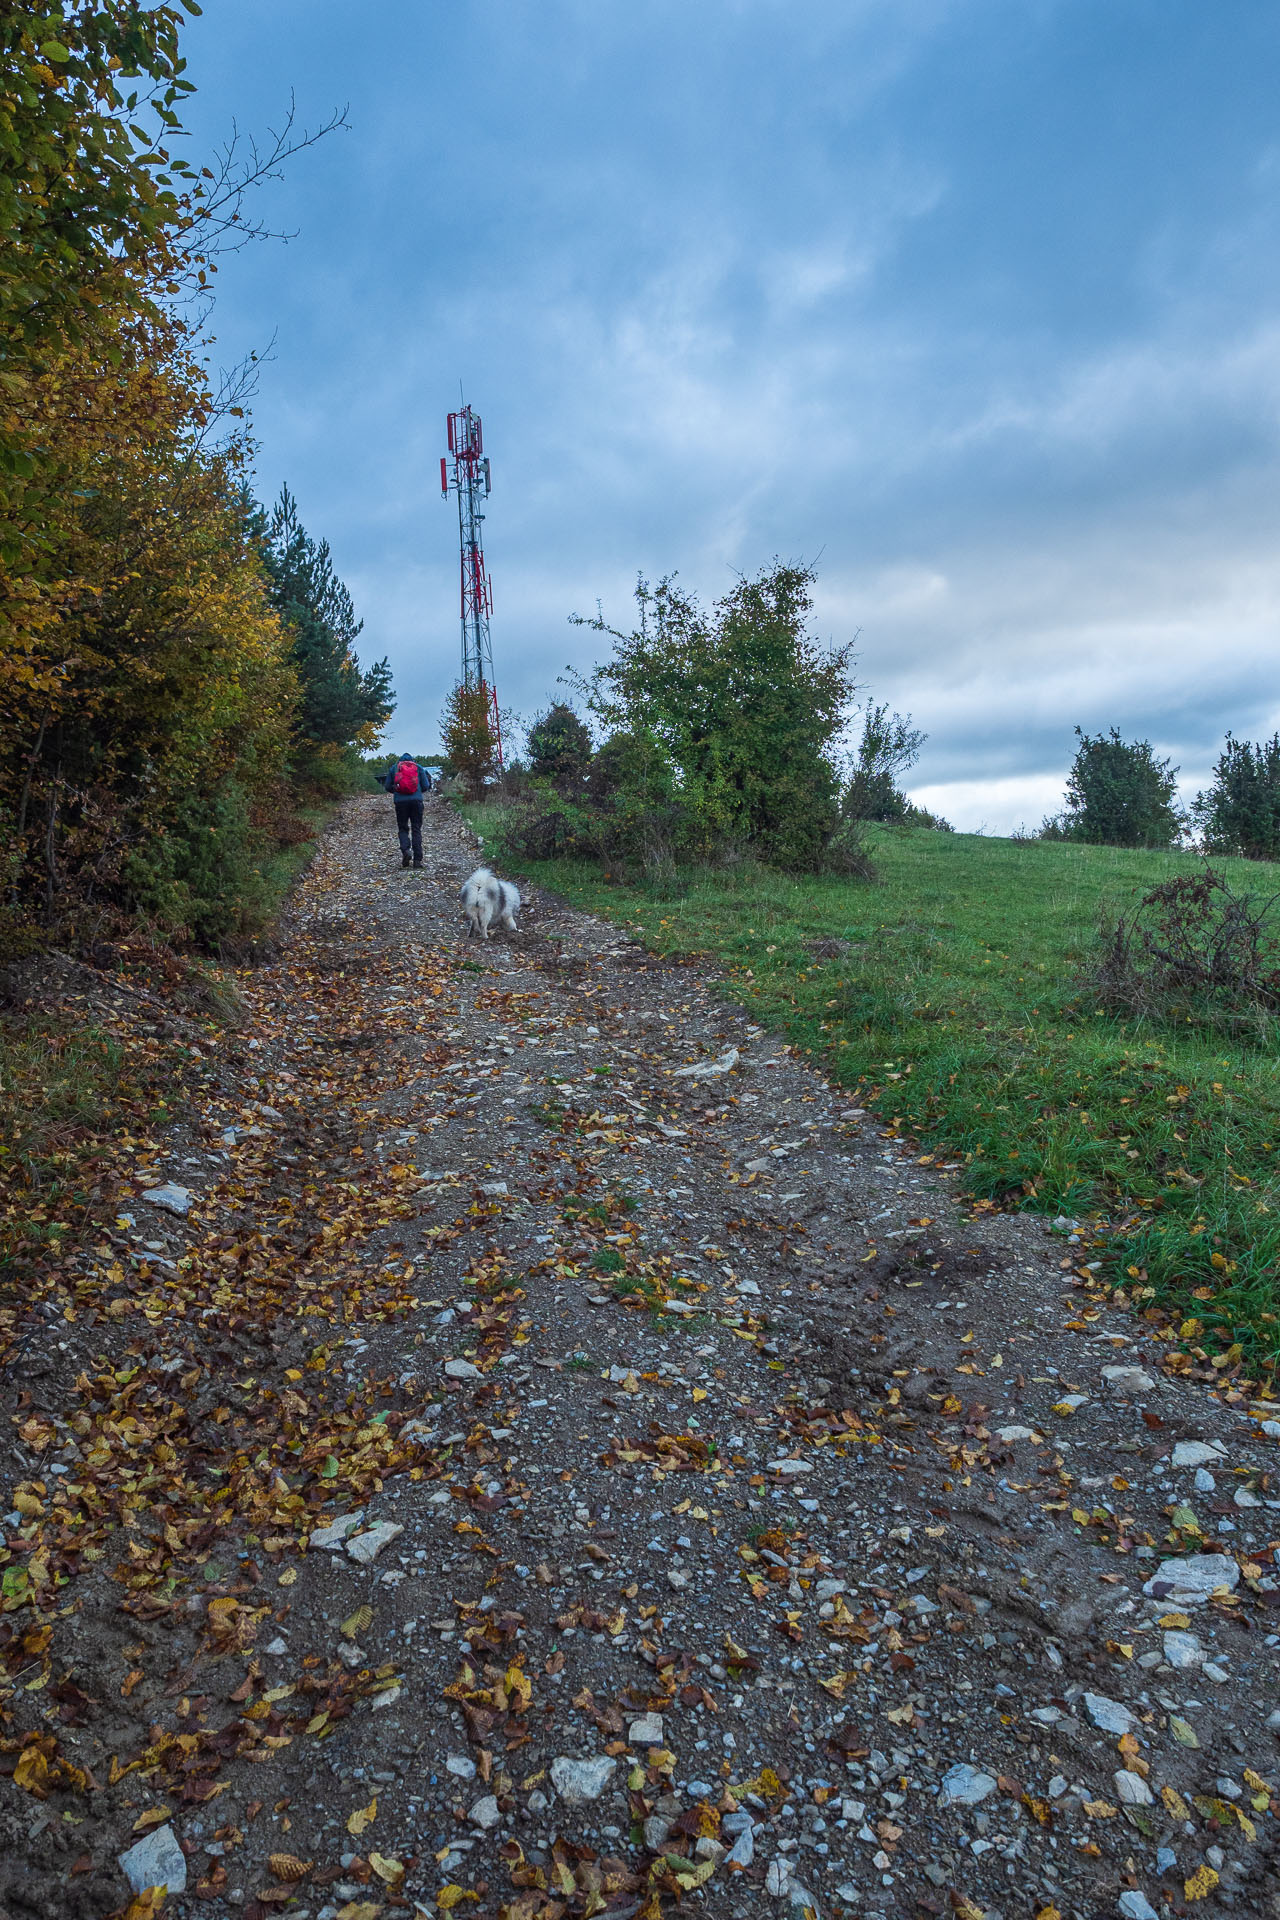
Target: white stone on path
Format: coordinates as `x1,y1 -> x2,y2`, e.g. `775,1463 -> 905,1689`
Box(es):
938,1763 -> 997,1808
469,1794 -> 501,1830
725,1826 -> 754,1867
1082,1692 -> 1140,1736
1142,1553 -> 1240,1606
765,1857 -> 794,1898
1114,1769 -> 1154,1806
1119,1894 -> 1161,1920
345,1521 -> 403,1565
996,1425 -> 1042,1443
308,1512 -> 364,1551
673,1047 -> 740,1080
142,1183 -> 192,1216
446,1755 -> 477,1779
1163,1630 -> 1205,1669
1172,1440 -> 1226,1468
550,1755 -> 617,1805
1101,1364 -> 1156,1394
628,1713 -> 664,1746
119,1824 -> 187,1895
444,1358 -> 481,1380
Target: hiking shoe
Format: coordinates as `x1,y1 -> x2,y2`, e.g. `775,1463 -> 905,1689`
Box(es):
401,852 -> 411,868
412,859 -> 423,869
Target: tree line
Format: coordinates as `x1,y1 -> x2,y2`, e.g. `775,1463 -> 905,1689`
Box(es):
1038,729 -> 1280,859
1,5 -> 391,955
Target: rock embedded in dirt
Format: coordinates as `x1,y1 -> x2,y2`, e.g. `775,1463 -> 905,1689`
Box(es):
1171,1439 -> 1226,1467
1083,1692 -> 1140,1736
345,1520 -> 403,1564
118,1823 -> 187,1895
1114,1768 -> 1155,1805
937,1762 -> 997,1808
308,1512 -> 364,1550
1143,1553 -> 1240,1605
141,1182 -> 193,1215
550,1755 -> 617,1805
444,1357 -> 481,1380
1101,1363 -> 1157,1393
469,1794 -> 501,1829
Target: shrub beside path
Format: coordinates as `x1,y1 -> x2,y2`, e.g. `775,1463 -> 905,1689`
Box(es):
3,793 -> 1278,1920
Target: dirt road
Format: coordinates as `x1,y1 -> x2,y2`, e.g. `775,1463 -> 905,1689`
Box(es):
4,792 -> 1278,1920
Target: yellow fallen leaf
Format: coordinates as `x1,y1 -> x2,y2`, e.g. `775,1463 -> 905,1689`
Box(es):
692,1387 -> 707,1401
268,1852 -> 311,1881
668,1856 -> 716,1891
369,1851 -> 405,1888
278,1567 -> 298,1587
1184,1865 -> 1219,1902
132,1806 -> 172,1834
436,1887 -> 479,1911
346,1794 -> 377,1836
124,1892 -> 167,1920
12,1746 -> 49,1795
335,1904 -> 382,1920
341,1604 -> 373,1639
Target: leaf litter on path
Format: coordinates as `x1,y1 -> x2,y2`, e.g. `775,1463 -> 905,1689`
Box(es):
1,793 -> 1277,1919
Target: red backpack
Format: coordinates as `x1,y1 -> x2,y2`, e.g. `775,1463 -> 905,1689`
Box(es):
392,760 -> 419,795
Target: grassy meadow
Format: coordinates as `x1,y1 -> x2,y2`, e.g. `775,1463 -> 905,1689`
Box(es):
469,805 -> 1280,1384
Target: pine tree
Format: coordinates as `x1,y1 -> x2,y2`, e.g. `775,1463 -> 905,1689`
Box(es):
256,486 -> 393,749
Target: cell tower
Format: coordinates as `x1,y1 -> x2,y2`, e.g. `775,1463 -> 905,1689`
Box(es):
440,401 -> 502,766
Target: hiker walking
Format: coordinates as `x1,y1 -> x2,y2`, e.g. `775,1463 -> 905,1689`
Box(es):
381,753 -> 431,868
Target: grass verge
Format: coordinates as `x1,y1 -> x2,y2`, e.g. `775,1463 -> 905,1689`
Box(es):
466,798 -> 1280,1386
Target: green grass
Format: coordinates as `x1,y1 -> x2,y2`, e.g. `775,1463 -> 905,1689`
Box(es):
467,799 -> 1280,1382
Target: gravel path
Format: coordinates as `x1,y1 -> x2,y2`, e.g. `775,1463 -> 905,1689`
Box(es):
4,791 -> 1278,1920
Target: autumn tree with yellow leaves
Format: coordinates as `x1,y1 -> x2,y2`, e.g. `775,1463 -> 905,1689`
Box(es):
1,4 -> 386,949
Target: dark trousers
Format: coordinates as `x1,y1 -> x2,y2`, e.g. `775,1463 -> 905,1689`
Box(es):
394,796 -> 423,861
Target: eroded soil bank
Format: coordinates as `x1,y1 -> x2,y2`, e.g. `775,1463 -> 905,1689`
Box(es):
2,792 -> 1278,1920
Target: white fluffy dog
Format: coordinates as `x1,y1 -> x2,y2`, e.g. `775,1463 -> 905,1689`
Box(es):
460,866 -> 521,938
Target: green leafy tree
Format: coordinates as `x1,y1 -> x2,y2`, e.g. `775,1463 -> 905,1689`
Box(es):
1047,728 -> 1184,848
844,703 -> 925,821
574,562 -> 856,869
257,486 -> 393,750
1192,734 -> 1280,860
528,702 -> 592,793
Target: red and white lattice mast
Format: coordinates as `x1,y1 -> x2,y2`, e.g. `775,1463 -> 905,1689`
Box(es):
441,401 -> 502,767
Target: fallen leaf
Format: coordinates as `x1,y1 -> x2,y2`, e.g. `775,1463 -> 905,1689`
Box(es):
124,1893 -> 167,1920
268,1853 -> 312,1881
1184,1865 -> 1220,1902
346,1794 -> 377,1835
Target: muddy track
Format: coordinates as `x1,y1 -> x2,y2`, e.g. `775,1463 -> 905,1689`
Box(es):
2,791 -> 1278,1920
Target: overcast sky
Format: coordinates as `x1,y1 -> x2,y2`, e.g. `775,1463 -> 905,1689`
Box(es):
183,0 -> 1280,830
